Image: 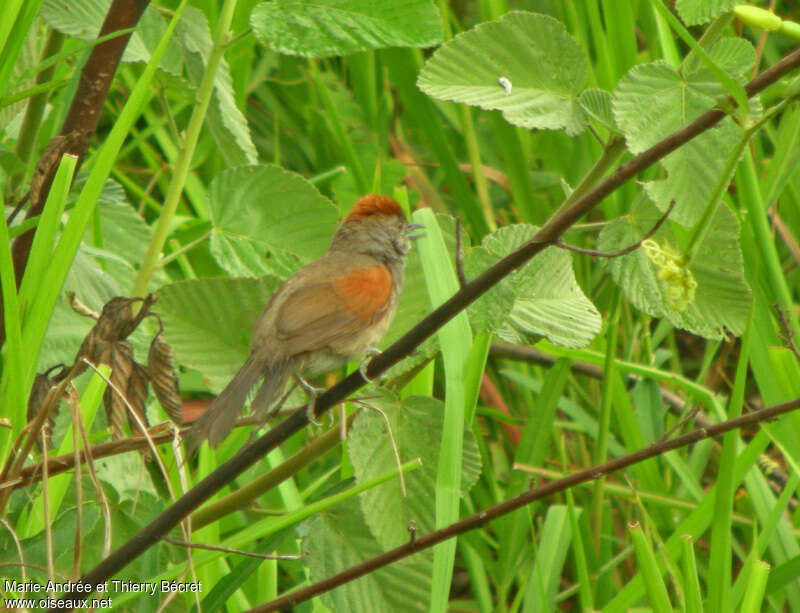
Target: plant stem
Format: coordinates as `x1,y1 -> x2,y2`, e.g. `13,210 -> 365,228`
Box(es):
131,0 -> 239,297
552,135 -> 626,219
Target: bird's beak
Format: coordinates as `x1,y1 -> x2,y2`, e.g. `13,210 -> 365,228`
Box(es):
406,222 -> 425,240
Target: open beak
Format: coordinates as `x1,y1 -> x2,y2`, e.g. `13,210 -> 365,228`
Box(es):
406,222 -> 425,240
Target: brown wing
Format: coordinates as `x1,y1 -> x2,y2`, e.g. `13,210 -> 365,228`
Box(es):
275,265 -> 392,354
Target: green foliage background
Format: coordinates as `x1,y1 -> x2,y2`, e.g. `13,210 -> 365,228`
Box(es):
1,0 -> 800,611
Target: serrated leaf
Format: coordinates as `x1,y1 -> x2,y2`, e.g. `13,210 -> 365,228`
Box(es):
98,199 -> 153,287
301,496 -> 431,613
207,165 -> 339,274
613,39 -> 757,226
683,37 -> 757,78
250,0 -> 442,58
348,393 -> 481,550
154,277 -> 282,391
578,88 -> 617,132
175,7 -> 258,166
462,245 -> 515,333
40,0 -> 182,75
417,11 -> 587,135
598,198 -> 751,339
472,224 -> 601,348
676,0 -> 737,26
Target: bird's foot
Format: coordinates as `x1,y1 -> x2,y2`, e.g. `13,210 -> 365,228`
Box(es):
358,347 -> 382,383
295,375 -> 325,426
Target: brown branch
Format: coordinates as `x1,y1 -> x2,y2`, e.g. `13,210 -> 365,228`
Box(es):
47,44 -> 800,612
3,426 -> 184,492
489,340 -> 797,489
253,395 -> 800,612
1,0 -> 150,343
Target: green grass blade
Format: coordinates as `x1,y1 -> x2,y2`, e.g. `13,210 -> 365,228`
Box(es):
413,207 -> 473,612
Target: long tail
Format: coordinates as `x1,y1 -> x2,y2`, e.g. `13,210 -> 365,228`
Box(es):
249,360 -> 290,423
187,353 -> 264,451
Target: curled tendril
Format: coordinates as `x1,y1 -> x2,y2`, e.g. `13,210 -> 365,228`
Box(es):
642,239 -> 698,312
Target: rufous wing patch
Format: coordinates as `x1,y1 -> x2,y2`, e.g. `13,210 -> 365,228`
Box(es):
333,265 -> 392,320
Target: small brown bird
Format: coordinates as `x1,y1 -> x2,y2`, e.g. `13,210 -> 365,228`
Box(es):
189,194 -> 421,448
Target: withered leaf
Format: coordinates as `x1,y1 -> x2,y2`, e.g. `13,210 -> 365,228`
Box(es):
103,341 -> 134,440
126,363 -> 150,435
148,332 -> 183,425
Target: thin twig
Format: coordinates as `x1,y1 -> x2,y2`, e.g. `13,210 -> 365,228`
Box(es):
162,537 -> 303,560
73,386 -> 113,559
555,200 -> 675,258
0,364 -> 78,512
0,519 -> 26,583
71,395 -> 83,579
350,399 -> 407,497
658,405 -> 701,443
6,426 -> 187,491
42,431 -> 54,596
169,425 -> 200,608
252,395 -> 800,612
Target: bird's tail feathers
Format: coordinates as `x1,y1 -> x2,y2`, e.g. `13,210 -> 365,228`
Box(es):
187,353 -> 264,451
250,360 -> 290,422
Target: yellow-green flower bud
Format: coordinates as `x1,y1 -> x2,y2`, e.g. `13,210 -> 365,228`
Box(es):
780,20 -> 800,41
734,5 -> 782,31
642,239 -> 697,312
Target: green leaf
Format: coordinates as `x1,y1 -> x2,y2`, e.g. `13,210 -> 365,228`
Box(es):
676,0 -> 737,26
0,506 -> 100,580
332,149 -> 408,210
0,143 -> 25,177
250,0 -> 442,58
175,7 -> 258,166
578,88 -> 617,132
97,193 -> 154,286
417,11 -> 587,135
300,495 -> 431,613
467,224 -> 601,348
95,453 -> 156,501
348,393 -> 481,549
462,245 -> 516,334
0,20 -> 37,132
40,0 -> 182,75
522,506 -> 577,613
613,39 -> 757,226
154,276 -> 282,391
207,165 -> 339,276
598,198 -> 751,339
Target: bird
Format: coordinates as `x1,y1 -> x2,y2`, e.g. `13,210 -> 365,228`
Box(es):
188,194 -> 422,449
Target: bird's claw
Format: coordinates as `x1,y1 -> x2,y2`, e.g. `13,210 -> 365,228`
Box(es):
358,347 -> 382,382
295,376 -> 325,426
